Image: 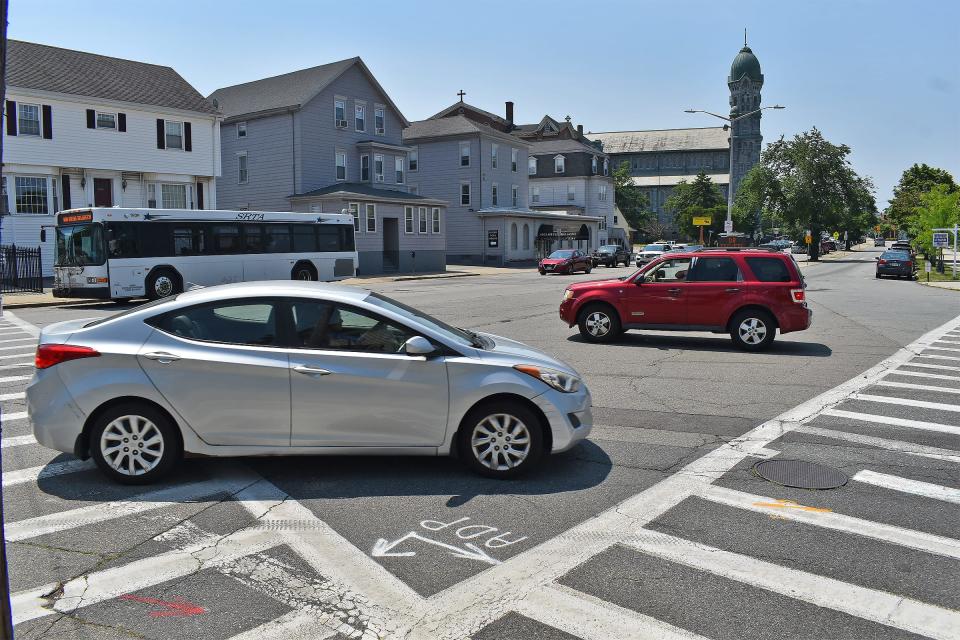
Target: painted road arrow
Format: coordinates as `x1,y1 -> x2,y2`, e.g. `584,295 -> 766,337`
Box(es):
119,594 -> 206,617
371,532 -> 501,565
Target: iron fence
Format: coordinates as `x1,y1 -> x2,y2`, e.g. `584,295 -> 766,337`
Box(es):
0,245 -> 43,294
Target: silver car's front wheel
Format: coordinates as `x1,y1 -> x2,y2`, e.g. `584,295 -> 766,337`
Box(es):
90,403 -> 181,484
100,415 -> 165,477
471,413 -> 531,472
460,402 -> 544,478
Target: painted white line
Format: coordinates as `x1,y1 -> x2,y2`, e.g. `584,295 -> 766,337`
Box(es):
624,530 -> 960,640
2,459 -> 95,488
5,468 -> 261,542
10,528 -> 278,624
853,470 -> 960,505
935,339 -> 960,345
227,611 -> 337,640
795,425 -> 960,463
0,353 -> 33,361
412,312 -> 960,639
0,311 -> 39,338
2,411 -> 28,422
0,375 -> 31,384
0,363 -> 32,371
821,408 -> 960,436
924,346 -> 960,353
235,479 -> 423,626
1,434 -> 36,449
0,338 -> 35,345
854,393 -> 960,413
0,344 -> 35,353
901,362 -> 960,373
700,485 -> 960,559
517,583 -> 710,640
913,354 -> 960,362
875,380 -> 960,395
886,369 -> 960,382
0,392 -> 25,402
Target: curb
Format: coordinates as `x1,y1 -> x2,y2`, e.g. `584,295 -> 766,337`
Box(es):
391,273 -> 482,282
3,298 -> 107,310
916,280 -> 960,292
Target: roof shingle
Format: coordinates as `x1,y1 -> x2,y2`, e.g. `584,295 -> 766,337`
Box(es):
6,40 -> 216,114
588,127 -> 729,153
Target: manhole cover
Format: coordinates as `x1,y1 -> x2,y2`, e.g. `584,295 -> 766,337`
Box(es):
752,459 -> 848,489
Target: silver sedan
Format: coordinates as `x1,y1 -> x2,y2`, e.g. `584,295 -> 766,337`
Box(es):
28,281 -> 592,484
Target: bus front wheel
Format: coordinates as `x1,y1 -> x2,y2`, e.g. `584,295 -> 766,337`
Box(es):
292,262 -> 317,281
146,269 -> 181,300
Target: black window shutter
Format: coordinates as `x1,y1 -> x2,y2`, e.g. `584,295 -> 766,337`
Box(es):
184,122 -> 192,152
61,175 -> 72,210
156,119 -> 165,149
6,101 -> 16,136
86,109 -> 96,129
117,113 -> 126,132
42,105 -> 53,139
196,182 -> 204,210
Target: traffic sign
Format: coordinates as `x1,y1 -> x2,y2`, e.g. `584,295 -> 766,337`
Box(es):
925,261 -> 932,273
724,220 -> 733,233
933,232 -> 949,248
805,235 -> 812,244
832,231 -> 839,239
693,216 -> 712,226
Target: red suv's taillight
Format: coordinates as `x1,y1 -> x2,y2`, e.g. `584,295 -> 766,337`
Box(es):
35,344 -> 100,369
790,289 -> 806,303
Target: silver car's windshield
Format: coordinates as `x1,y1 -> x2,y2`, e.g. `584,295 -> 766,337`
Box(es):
365,292 -> 476,348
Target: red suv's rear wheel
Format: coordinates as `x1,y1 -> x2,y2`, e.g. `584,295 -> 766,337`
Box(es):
730,309 -> 776,352
577,304 -> 621,342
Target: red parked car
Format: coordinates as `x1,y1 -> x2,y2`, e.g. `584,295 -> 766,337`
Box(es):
539,249 -> 593,275
558,248 -> 811,351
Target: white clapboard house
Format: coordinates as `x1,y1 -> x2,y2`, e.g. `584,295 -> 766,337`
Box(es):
1,40 -> 222,275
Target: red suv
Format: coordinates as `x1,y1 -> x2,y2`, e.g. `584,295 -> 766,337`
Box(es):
558,249 -> 811,351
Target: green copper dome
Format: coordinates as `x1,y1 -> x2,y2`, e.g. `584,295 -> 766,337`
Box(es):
729,45 -> 763,83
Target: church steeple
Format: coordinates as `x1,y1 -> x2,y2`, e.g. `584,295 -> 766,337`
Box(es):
728,36 -> 764,202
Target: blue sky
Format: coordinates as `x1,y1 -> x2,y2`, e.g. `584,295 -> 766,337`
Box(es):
9,0 -> 959,206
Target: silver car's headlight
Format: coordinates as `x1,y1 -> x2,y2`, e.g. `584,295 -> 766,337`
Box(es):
514,364 -> 581,393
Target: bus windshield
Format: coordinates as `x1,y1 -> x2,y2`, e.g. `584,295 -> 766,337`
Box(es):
56,224 -> 106,266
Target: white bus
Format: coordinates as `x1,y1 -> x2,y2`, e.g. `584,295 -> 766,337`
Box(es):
51,208 -> 357,300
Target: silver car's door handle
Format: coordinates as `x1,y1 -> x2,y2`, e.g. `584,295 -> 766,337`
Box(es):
292,365 -> 332,377
142,351 -> 181,364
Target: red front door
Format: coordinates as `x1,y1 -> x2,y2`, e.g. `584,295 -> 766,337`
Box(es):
623,257 -> 692,325
94,178 -> 113,207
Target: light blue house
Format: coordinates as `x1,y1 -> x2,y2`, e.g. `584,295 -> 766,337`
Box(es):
210,58 -> 447,274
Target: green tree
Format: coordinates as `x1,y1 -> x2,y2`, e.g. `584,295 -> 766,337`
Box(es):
838,172 -> 879,250
664,171 -> 733,238
612,161 -> 651,231
907,185 -> 960,257
732,128 -> 871,260
886,164 -> 957,231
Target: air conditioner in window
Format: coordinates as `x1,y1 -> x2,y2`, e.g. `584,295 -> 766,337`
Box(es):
336,119 -> 348,128
376,175 -> 384,182
376,127 -> 385,135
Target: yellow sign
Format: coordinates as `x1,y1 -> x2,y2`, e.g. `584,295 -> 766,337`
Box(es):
805,235 -> 813,244
833,231 -> 840,239
692,216 -> 712,226
875,225 -> 881,232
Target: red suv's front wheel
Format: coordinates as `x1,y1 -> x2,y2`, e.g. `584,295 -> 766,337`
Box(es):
577,305 -> 622,342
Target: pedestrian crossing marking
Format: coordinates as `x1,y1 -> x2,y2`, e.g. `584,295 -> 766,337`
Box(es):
852,470 -> 960,505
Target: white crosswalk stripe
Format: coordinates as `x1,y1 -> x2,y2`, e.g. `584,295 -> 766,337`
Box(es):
2,459 -> 95,488
852,470 -> 960,505
0,392 -> 25,402
853,393 -> 960,412
900,361 -> 960,372
0,353 -> 33,361
795,425 -> 960,463
624,530 -> 960,640
875,379 -> 960,394
0,375 -> 31,384
821,408 -> 960,436
913,353 -> 960,362
0,338 -> 35,344
699,485 -> 960,559
1,434 -> 36,449
884,369 -> 960,382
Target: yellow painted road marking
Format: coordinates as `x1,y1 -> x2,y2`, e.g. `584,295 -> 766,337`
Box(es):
751,498 -> 832,513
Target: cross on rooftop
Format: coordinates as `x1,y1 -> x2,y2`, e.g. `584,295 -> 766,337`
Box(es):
457,90 -> 466,101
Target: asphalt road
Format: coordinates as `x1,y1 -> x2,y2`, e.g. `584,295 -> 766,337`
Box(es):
2,245 -> 959,639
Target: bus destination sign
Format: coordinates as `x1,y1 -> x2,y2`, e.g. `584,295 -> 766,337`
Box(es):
59,212 -> 94,225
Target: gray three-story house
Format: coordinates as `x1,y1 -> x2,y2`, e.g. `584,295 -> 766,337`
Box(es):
404,100 -> 600,264
210,57 -> 446,274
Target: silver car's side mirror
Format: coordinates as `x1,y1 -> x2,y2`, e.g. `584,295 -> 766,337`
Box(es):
404,336 -> 435,356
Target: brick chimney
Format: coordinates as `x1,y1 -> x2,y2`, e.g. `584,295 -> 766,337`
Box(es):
505,101 -> 514,125
577,124 -> 584,137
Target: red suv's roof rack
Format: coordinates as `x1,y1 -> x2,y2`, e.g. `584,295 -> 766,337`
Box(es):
693,247 -> 782,253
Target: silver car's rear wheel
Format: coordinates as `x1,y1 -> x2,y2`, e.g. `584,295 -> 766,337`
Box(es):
470,413 -> 531,472
459,402 -> 544,478
100,415 -> 165,477
90,403 -> 182,484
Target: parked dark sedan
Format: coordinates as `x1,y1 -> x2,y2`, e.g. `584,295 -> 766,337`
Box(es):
591,244 -> 632,267
876,250 -> 914,279
539,249 -> 592,275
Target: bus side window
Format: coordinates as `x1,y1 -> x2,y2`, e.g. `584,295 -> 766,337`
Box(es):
317,226 -> 339,252
212,224 -> 241,254
292,224 -> 318,252
243,224 -> 265,253
173,226 -> 193,256
341,226 -> 355,252
265,224 -> 291,253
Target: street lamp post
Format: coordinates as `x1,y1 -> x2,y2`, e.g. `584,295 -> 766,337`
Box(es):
684,105 -> 784,234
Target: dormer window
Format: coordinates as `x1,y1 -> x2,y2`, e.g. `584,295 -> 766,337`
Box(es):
554,155 -> 565,174
603,158 -> 609,176
528,157 -> 537,175
591,156 -> 598,174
